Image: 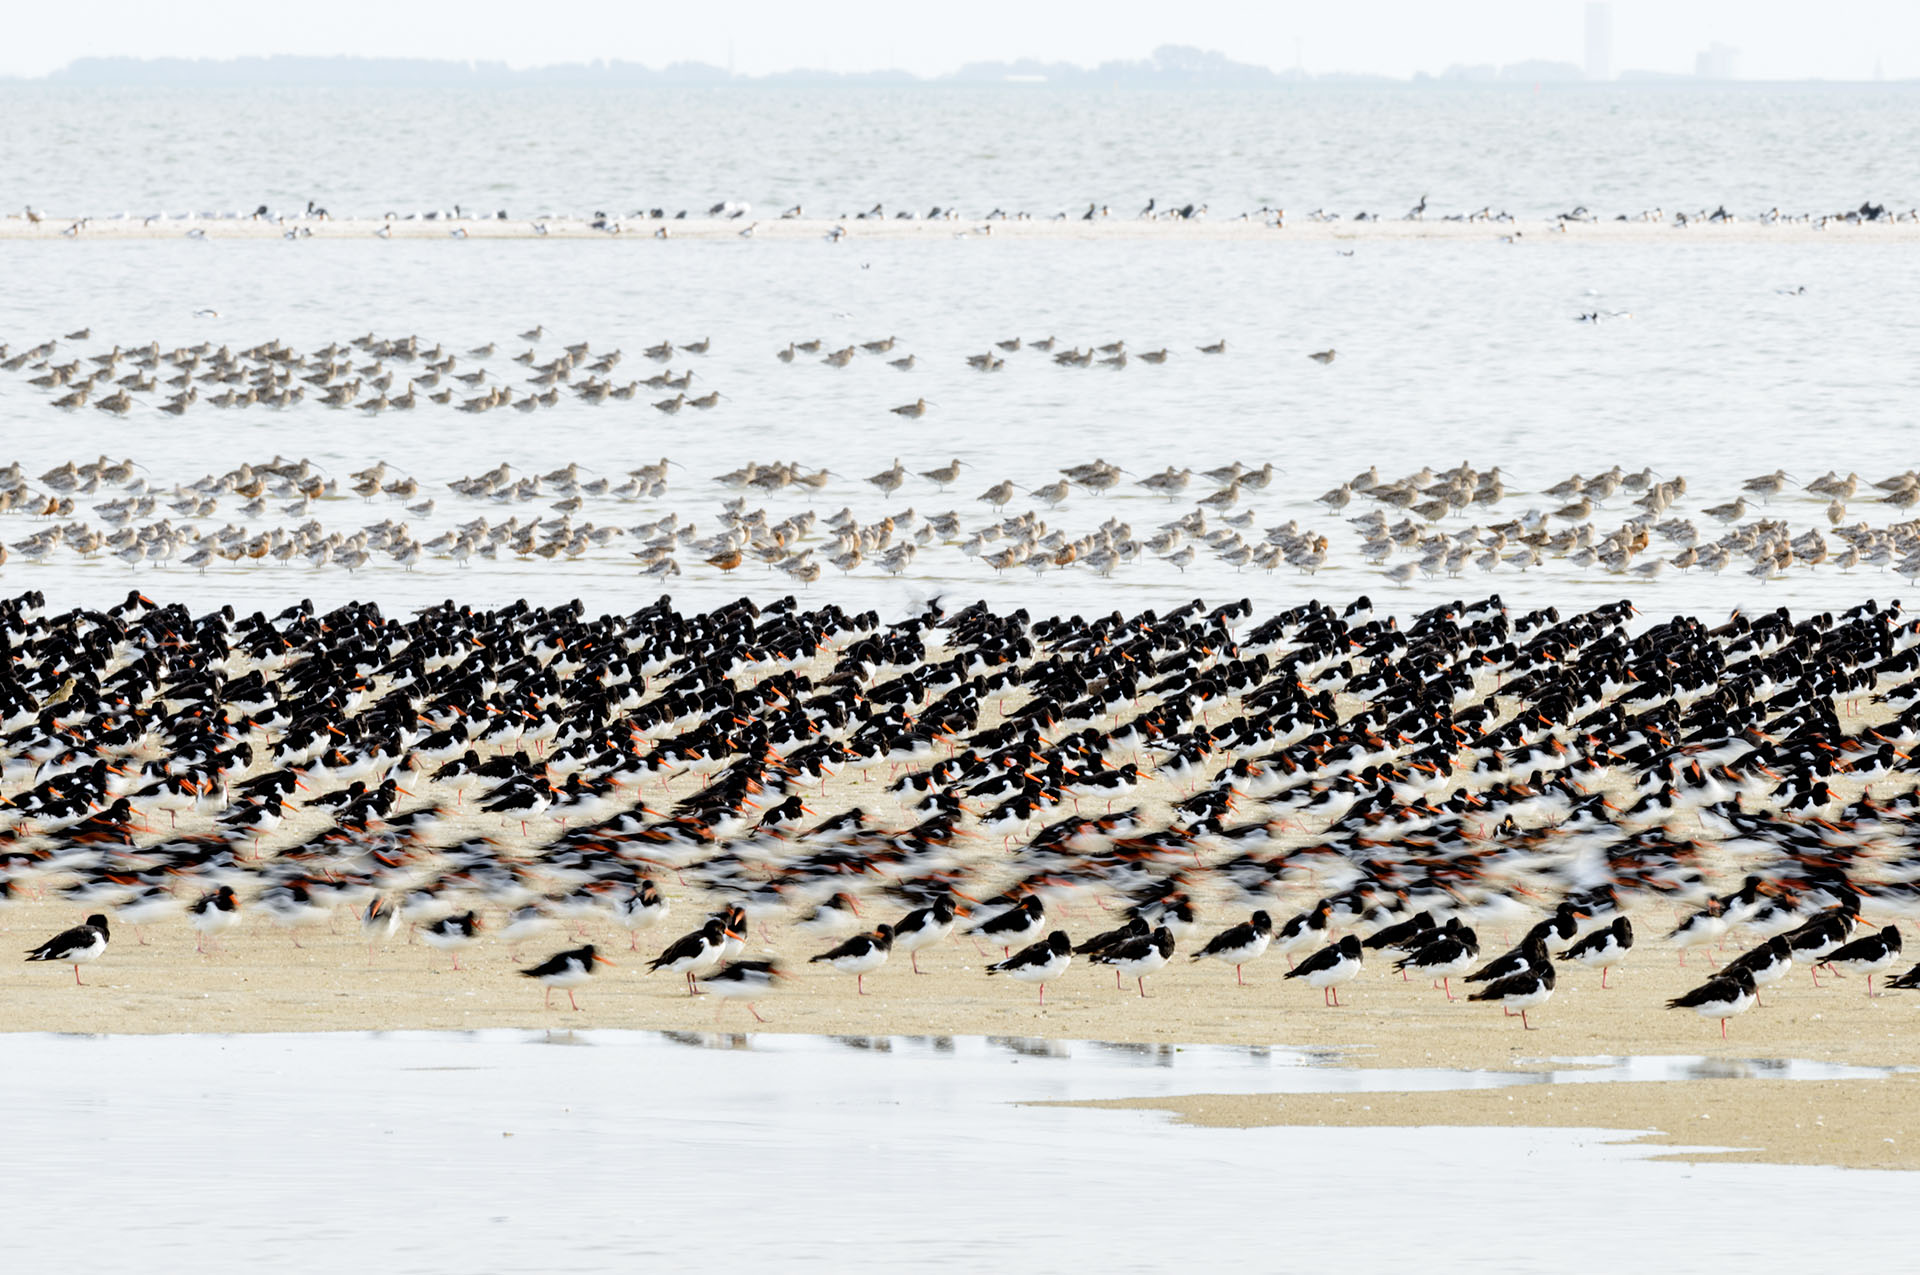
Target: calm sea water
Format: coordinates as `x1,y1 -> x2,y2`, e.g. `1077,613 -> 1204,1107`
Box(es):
0,228 -> 1914,621
2,82 -> 1917,218
12,1031 -> 1914,1273
0,84 -> 1915,622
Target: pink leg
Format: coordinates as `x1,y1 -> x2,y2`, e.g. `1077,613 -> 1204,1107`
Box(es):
569,990 -> 580,1011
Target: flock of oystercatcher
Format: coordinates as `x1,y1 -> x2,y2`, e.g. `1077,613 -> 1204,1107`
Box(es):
12,587 -> 1920,1039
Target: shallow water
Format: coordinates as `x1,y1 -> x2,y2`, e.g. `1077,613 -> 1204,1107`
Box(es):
0,232 -> 1913,623
13,1030 -> 1913,1273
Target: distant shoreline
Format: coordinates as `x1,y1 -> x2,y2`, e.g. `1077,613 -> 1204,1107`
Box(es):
9,52 -> 1920,89
3,214 -> 1914,244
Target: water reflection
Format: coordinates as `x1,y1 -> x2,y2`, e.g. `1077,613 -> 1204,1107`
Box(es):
990,1035 -> 1071,1059
659,1030 -> 755,1051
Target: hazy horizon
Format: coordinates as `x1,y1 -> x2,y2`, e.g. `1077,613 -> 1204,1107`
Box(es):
2,1 -> 1915,83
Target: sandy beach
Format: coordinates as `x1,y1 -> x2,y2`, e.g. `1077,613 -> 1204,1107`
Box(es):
2,213 -> 1913,244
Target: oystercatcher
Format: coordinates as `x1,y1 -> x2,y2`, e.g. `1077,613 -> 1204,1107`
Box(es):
695,959 -> 783,1021
809,923 -> 894,995
1466,933 -> 1550,987
1784,907 -> 1860,986
1887,960 -> 1920,992
1092,924 -> 1175,997
1468,957 -> 1554,1029
521,943 -> 612,1010
1395,923 -> 1479,1000
1664,899 -> 1727,967
187,885 -> 241,953
25,913 -> 110,984
421,911 -> 482,970
649,918 -> 729,993
1190,910 -> 1272,985
893,895 -> 957,973
1558,915 -> 1634,989
988,930 -> 1072,1004
362,895 -> 400,960
1272,900 -> 1334,969
1075,916 -> 1149,988
1724,936 -> 1793,1005
1666,965 -> 1757,1038
1285,935 -> 1363,1006
969,895 -> 1044,959
608,878 -> 669,949
1825,924 -> 1903,996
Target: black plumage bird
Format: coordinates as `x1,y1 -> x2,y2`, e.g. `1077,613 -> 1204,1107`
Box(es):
1190,910 -> 1273,985
1666,965 -> 1756,1038
987,930 -> 1072,1005
1284,935 -> 1363,1007
1394,923 -> 1479,1000
520,943 -> 611,1010
1558,915 -> 1634,989
1090,924 -> 1175,998
1468,957 -> 1554,1029
1824,925 -> 1903,996
808,924 -> 894,995
25,913 -> 110,984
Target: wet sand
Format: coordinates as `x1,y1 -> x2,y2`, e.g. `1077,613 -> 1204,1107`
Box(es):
1,214 -> 1911,244
1055,1074 -> 1920,1172
9,879 -> 1918,1172
8,883 -> 1917,1063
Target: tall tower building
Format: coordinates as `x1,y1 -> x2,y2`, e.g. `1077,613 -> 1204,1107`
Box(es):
1585,2 -> 1614,81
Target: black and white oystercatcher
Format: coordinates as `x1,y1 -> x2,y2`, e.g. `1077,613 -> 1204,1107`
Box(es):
649,918 -> 730,994
421,911 -> 482,971
1468,957 -> 1554,1029
1190,910 -> 1272,985
1559,916 -> 1634,989
1395,923 -> 1479,1001
695,960 -> 784,1021
26,913 -> 110,984
1666,965 -> 1757,1038
1091,924 -> 1174,997
893,895 -> 958,974
1825,925 -> 1903,996
1285,935 -> 1363,1006
987,930 -> 1072,1004
521,943 -> 612,1010
809,923 -> 894,995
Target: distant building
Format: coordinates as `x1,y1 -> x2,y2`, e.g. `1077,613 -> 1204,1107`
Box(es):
1695,43 -> 1741,80
1584,3 -> 1613,81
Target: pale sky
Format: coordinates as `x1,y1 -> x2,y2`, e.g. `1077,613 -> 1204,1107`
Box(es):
1,0 -> 1913,81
